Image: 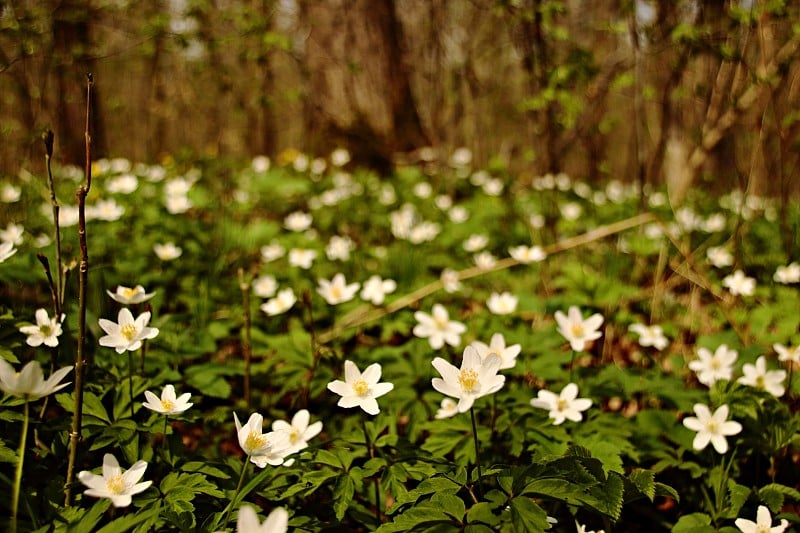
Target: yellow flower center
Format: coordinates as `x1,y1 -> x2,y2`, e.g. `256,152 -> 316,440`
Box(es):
120,323 -> 138,341
353,379 -> 370,396
710,359 -> 721,370
122,288 -> 138,299
289,429 -> 300,444
160,399 -> 175,412
557,398 -> 569,411
40,324 -> 53,336
330,286 -> 342,300
570,323 -> 585,338
245,431 -> 268,451
458,368 -> 479,393
706,421 -> 719,434
106,474 -> 126,494
755,375 -> 765,388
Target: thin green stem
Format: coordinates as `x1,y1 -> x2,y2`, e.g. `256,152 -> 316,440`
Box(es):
163,416 -> 169,451
362,418 -> 381,525
11,399 -> 30,533
469,406 -> 484,500
223,456 -> 250,530
568,350 -> 577,383
128,351 -> 135,419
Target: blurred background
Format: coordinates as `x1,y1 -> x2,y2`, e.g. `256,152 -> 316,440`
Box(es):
1,0 -> 798,199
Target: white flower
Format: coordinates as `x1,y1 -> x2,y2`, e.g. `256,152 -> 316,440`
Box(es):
576,522 -> 605,533
360,275 -> 397,305
19,308 -> 64,347
470,333 -> 520,370
106,284 -> 155,305
448,205 -> 469,223
234,412 -> 292,468
153,242 -> 182,260
165,194 -> 192,214
413,304 -> 467,349
530,383 -> 592,425
482,178 -> 503,196
628,323 -> 669,351
310,157 -> 327,175
706,246 -> 734,268
560,202 -> 582,221
450,147 -> 472,167
330,148 -> 350,167
432,346 -> 505,413
260,288 -> 296,316
98,308 -> 159,354
682,404 -> 742,454
288,248 -> 316,269
0,359 -> 71,400
252,275 -> 278,298
327,360 -> 394,415
688,345 -> 738,387
58,205 -> 80,227
734,505 -> 789,533
106,174 -> 138,194
773,262 -> 800,284
486,291 -> 518,315
260,242 -> 286,263
413,182 -> 432,199
434,195 -> 453,210
1,183 -> 21,203
0,222 -> 24,245
251,155 -> 271,173
284,211 -> 312,232
77,453 -> 152,508
408,221 -> 440,243
554,306 -> 604,352
509,245 -> 546,263
236,505 -> 289,533
441,268 -> 461,293
463,234 -> 488,252
723,270 -> 756,296
529,213 -> 545,229
434,398 -> 459,419
775,343 -> 800,364
142,384 -> 192,415
271,409 -> 323,458
88,199 -> 125,221
473,251 -> 497,270
737,356 -> 786,397
317,273 -> 360,305
0,241 -> 17,262
325,235 -> 354,261
164,177 -> 193,197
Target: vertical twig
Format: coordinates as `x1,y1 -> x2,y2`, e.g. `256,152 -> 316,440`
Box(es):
238,269 -> 252,407
65,73 -> 93,507
43,129 -> 64,316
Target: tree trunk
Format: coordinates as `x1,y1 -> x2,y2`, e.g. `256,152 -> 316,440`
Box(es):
301,0 -> 429,172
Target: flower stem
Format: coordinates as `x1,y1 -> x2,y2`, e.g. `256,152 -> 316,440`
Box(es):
568,350 -> 577,383
469,406 -> 484,500
362,418 -> 381,525
129,351 -> 135,419
11,399 -> 29,533
163,416 -> 169,451
222,456 -> 250,530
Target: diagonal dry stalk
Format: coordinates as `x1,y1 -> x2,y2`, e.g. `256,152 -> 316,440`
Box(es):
64,73 -> 93,507
317,212 -> 657,345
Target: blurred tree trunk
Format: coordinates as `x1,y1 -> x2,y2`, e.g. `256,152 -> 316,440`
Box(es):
52,0 -> 105,165
301,0 -> 428,172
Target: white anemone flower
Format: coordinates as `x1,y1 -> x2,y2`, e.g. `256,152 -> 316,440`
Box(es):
284,211 -> 312,232
0,241 -> 17,263
271,409 -> 323,459
554,306 -> 604,352
106,284 -> 156,305
682,404 -> 742,454
234,412 -> 292,468
737,356 -> 786,397
706,246 -> 733,268
440,268 -> 461,293
434,398 -> 459,419
530,382 -> 592,425
326,360 -> 394,415
19,308 -> 64,347
142,384 -> 193,415
413,304 -> 467,349
774,343 -> 800,364
77,453 -> 152,508
509,245 -> 546,263
236,505 -> 289,533
628,323 -> 669,351
486,291 -> 518,315
98,308 -> 159,353
252,275 -> 278,299
432,346 -> 505,413
260,242 -> 286,262
0,359 -> 71,400
317,273 -> 360,305
470,333 -> 521,370
773,262 -> 800,284
688,345 -> 738,387
260,288 -> 296,316
288,248 -> 316,269
734,505 -> 789,533
153,242 -> 182,260
360,275 -> 397,305
722,270 -> 756,296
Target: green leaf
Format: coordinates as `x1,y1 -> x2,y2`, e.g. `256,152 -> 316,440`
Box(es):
626,469 -> 656,502
388,476 -> 461,514
466,502 -> 499,526
671,513 -> 715,532
509,497 -> 551,532
333,473 -> 355,520
432,492 -> 465,521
